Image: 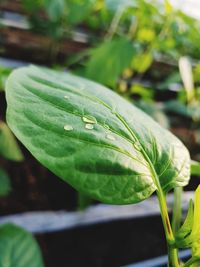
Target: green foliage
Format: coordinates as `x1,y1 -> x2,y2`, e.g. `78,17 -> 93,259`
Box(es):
0,65 -> 12,91
0,168 -> 11,197
5,65 -> 190,204
0,121 -> 24,161
86,37 -> 135,86
22,0 -> 95,38
176,200 -> 194,248
191,161 -> 200,176
131,52 -> 153,73
175,186 -> 200,252
0,224 -> 44,267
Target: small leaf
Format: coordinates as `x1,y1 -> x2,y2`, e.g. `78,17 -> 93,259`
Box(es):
5,66 -> 190,204
191,186 -> 200,262
86,37 -> 135,86
0,223 -> 44,267
0,121 -> 24,161
176,199 -> 194,247
191,160 -> 200,176
176,186 -> 200,249
131,52 -> 153,73
0,168 -> 11,197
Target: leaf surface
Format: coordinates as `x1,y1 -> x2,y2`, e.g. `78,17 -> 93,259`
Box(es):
5,66 -> 190,204
0,224 -> 44,267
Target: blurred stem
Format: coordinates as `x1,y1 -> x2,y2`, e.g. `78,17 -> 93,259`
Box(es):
105,6 -> 126,40
172,187 -> 183,234
77,192 -> 93,210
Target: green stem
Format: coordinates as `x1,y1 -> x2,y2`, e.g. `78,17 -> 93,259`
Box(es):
183,257 -> 200,267
156,191 -> 180,267
105,6 -> 126,40
172,187 -> 183,234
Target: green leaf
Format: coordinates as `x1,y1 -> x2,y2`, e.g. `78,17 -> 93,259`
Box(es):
176,186 -> 200,249
0,65 -> 12,91
45,0 -> 66,21
176,199 -> 194,247
66,0 -> 95,25
192,239 -> 200,262
105,0 -> 137,10
0,121 -> 24,161
0,224 -> 44,267
191,186 -> 200,261
131,52 -> 153,73
86,38 -> 135,86
191,185 -> 200,238
5,65 -> 190,204
191,161 -> 200,176
0,168 -> 11,197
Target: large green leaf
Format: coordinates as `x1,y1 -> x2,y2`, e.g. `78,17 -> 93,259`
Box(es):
5,66 -> 190,204
0,223 -> 44,267
0,168 -> 11,197
86,38 -> 135,86
0,121 -> 24,161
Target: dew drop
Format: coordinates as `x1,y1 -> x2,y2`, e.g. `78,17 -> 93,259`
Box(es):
64,125 -> 73,131
106,134 -> 116,141
64,95 -> 69,99
82,115 -> 97,124
85,124 -> 94,130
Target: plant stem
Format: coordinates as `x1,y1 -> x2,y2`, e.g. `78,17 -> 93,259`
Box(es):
156,190 -> 180,267
172,187 -> 183,234
105,6 -> 126,40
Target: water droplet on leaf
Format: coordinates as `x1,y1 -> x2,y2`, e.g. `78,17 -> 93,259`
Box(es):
82,115 -> 97,124
64,125 -> 73,131
85,124 -> 94,130
64,95 -> 69,99
106,134 -> 116,141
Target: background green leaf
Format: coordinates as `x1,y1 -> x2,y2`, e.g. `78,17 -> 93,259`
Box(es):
191,160 -> 200,176
0,168 -> 11,197
0,224 -> 44,267
5,66 -> 190,204
0,121 -> 24,161
86,38 -> 135,86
